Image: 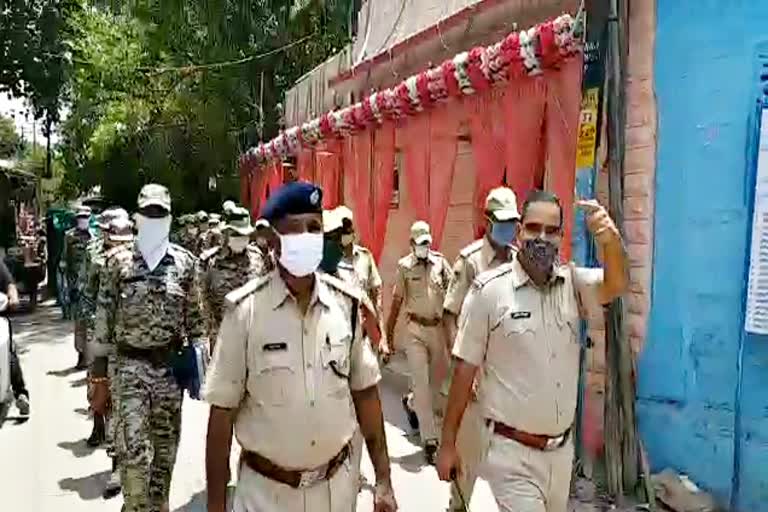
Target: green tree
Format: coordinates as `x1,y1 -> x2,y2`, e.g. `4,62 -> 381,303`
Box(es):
0,116 -> 20,158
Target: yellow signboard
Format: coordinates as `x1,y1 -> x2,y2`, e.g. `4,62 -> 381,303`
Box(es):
576,88 -> 600,169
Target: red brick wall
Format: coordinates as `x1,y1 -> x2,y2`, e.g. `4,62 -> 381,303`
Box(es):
590,1 -> 657,399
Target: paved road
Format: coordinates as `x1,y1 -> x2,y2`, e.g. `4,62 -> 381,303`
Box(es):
0,303 -> 498,511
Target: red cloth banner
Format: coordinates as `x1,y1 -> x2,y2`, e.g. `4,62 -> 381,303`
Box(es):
503,77 -> 548,203
427,102 -> 460,249
544,55 -> 584,262
297,148 -> 315,183
402,116 -> 430,221
343,131 -> 374,248
250,161 -> 284,219
468,90 -> 507,238
370,121 -> 396,262
316,141 -> 342,209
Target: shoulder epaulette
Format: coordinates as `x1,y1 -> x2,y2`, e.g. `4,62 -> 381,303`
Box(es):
199,246 -> 220,262
104,244 -> 128,259
319,272 -> 362,302
398,253 -> 415,268
169,243 -> 194,259
460,239 -> 484,259
225,274 -> 272,308
471,261 -> 516,290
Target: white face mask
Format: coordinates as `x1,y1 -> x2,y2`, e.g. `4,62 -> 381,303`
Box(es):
136,214 -> 171,271
414,244 -> 429,259
77,218 -> 89,230
228,236 -> 249,253
278,232 -> 323,277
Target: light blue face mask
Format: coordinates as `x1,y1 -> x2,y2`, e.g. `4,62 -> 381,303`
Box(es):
490,221 -> 518,247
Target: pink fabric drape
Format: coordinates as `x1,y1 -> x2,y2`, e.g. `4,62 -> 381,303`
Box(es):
343,131 -> 374,248
297,148 -> 315,183
316,141 -> 342,208
370,121 -> 396,262
544,55 -> 583,262
468,90 -> 507,238
402,116 -> 430,222
503,77 -> 548,203
427,102 -> 460,248
250,161 -> 284,218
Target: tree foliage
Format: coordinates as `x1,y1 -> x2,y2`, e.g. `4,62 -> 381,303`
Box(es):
0,0 -> 78,130
0,116 -> 21,158
50,0 -> 357,210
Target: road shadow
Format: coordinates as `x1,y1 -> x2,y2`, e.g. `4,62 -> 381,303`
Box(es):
173,486 -> 235,512
74,407 -> 90,416
48,367 -> 82,377
58,439 -> 98,458
390,450 -> 428,474
58,470 -> 110,501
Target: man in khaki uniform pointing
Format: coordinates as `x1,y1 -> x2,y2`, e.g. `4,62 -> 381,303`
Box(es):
437,190 -> 628,512
442,186 -> 520,511
205,182 -> 397,512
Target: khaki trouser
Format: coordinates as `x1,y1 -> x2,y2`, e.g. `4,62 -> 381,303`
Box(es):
232,457 -> 356,512
403,322 -> 448,444
482,433 -> 574,512
449,401 -> 486,510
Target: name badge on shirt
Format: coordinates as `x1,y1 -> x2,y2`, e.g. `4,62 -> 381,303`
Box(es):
262,342 -> 288,352
510,311 -> 532,320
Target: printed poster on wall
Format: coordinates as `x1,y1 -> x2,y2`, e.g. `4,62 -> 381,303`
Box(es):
745,108 -> 768,334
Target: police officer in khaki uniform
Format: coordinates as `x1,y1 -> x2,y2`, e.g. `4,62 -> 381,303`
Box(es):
335,206 -> 383,313
385,221 -> 452,464
437,191 -> 628,512
442,186 -> 520,511
205,182 -> 397,512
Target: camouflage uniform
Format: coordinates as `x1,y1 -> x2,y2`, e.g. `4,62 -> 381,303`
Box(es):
94,242 -> 204,512
199,245 -> 268,347
64,225 -> 93,356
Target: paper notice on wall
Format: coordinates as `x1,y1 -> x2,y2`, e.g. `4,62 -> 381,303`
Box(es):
745,108 -> 768,334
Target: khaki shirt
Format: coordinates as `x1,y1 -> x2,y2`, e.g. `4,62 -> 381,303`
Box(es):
443,237 -> 513,316
453,258 -> 603,436
204,272 -> 381,469
393,251 -> 452,321
341,245 -> 382,304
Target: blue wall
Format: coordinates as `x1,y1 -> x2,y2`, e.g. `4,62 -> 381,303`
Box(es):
641,2 -> 768,510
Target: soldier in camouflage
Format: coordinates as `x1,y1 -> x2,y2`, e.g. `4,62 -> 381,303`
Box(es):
81,207 -> 130,448
190,210 -> 209,255
63,205 -> 94,369
91,184 -> 205,512
85,214 -> 133,499
250,218 -> 275,274
199,213 -> 223,253
198,207 -> 268,352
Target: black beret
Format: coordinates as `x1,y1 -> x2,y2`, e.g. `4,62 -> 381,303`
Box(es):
260,182 -> 323,223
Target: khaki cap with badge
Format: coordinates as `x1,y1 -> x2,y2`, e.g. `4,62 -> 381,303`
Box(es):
410,221 -> 433,245
485,187 -> 521,222
137,184 -> 172,212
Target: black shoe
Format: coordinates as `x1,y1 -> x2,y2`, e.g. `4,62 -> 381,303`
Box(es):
75,353 -> 87,370
402,395 -> 420,431
424,441 -> 438,465
87,415 -> 106,447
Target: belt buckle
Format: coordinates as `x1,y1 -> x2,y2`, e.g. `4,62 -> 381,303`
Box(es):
544,435 -> 563,451
298,468 -> 325,488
